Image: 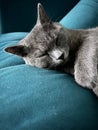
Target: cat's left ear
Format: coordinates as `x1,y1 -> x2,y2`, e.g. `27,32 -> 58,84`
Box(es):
37,3 -> 52,25
4,45 -> 29,57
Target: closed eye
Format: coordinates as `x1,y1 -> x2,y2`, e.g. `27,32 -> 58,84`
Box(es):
39,53 -> 46,57
38,52 -> 49,57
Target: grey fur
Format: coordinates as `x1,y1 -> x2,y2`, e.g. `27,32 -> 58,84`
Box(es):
5,3 -> 98,97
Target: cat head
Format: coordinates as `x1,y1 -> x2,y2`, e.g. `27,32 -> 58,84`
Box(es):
5,3 -> 69,69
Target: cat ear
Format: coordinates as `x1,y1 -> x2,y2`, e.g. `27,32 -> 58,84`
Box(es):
37,3 -> 51,25
4,45 -> 29,57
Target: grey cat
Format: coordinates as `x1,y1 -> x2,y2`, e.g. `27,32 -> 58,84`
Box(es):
5,3 -> 98,97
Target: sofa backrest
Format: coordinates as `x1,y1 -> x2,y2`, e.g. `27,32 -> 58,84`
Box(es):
0,0 -> 79,34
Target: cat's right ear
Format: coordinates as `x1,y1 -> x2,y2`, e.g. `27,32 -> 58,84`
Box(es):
4,45 -> 29,57
37,3 -> 51,25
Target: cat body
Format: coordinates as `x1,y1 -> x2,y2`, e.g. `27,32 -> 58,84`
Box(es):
5,3 -> 98,97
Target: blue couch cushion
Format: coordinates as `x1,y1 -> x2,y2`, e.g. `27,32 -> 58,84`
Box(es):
60,0 -> 98,29
1,0 -> 98,130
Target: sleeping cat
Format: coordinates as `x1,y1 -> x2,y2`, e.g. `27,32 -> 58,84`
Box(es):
5,3 -> 98,97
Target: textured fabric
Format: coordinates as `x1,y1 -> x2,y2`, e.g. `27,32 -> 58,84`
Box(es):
0,0 -> 98,130
0,64 -> 98,130
60,0 -> 98,29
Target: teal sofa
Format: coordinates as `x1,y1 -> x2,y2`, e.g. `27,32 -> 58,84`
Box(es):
0,0 -> 98,130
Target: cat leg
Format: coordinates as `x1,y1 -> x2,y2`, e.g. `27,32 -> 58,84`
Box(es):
74,60 -> 97,90
93,85 -> 98,97
74,39 -> 98,90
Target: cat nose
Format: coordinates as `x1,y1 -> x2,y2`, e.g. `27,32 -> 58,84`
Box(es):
58,53 -> 64,60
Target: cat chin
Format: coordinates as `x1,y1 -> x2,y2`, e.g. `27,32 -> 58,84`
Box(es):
24,59 -> 50,69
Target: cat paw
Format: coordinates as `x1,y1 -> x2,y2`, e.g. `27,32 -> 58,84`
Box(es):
93,87 -> 98,97
74,73 -> 93,89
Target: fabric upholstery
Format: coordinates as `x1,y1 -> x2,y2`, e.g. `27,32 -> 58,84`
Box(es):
60,0 -> 98,29
0,0 -> 98,130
